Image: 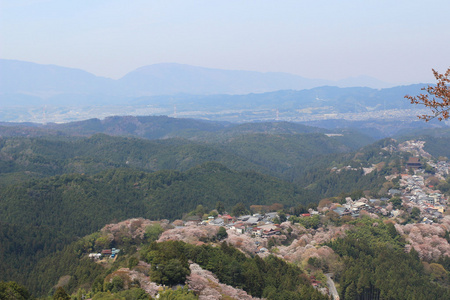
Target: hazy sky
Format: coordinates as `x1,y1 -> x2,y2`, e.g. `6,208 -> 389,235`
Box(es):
1,0 -> 449,84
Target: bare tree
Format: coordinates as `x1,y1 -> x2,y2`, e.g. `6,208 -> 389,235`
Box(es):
405,67 -> 450,121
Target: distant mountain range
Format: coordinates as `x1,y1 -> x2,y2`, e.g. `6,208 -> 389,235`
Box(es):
151,84 -> 426,113
0,59 -> 438,132
1,59 -> 397,106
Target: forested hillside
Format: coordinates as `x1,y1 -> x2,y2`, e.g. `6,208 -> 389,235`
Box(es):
0,138 -> 401,296
396,128 -> 450,159
2,117 -> 449,299
0,128 -> 372,185
0,116 -> 373,146
328,219 -> 450,299
0,164 -> 317,290
0,134 -> 264,184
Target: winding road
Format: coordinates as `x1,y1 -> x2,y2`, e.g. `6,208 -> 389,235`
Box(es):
325,273 -> 339,300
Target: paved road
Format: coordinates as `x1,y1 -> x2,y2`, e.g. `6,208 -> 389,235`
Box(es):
325,273 -> 339,300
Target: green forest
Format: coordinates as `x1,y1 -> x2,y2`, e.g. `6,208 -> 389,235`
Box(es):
1,117 -> 450,299
328,219 -> 450,300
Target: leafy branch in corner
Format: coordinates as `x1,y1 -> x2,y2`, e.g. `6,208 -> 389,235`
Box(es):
405,67 -> 450,121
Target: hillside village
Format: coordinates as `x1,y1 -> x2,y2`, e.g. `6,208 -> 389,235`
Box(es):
79,140 -> 450,300
200,140 -> 449,230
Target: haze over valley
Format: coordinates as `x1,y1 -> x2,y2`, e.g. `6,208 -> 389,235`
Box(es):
0,59 -> 443,138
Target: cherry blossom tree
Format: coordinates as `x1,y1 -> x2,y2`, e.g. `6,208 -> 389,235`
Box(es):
405,67 -> 450,121
397,221 -> 450,261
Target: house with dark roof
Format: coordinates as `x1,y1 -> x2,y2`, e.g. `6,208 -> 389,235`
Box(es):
407,157 -> 422,169
101,249 -> 112,255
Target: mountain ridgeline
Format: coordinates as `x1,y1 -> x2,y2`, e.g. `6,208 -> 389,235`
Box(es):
0,118 -> 375,184
0,59 -> 428,124
1,115 -> 366,142
0,59 -> 395,102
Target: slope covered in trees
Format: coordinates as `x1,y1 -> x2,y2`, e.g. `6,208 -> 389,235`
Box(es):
0,132 -> 406,294
0,129 -> 372,186
0,132 -> 394,201
0,134 -> 265,184
0,164 -> 318,289
4,117 -> 446,298
7,214 -> 450,299
328,219 -> 450,300
0,164 -> 319,229
1,116 -> 373,147
143,240 -> 327,299
395,127 -> 450,158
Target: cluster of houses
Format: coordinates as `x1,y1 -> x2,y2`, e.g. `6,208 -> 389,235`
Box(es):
191,145 -> 449,235
324,140 -> 450,225
433,161 -> 450,176
329,167 -> 448,223
332,197 -> 388,218
401,173 -> 446,223
202,171 -> 447,234
201,211 -> 283,238
396,140 -> 449,223
324,156 -> 450,224
88,248 -> 121,260
251,223 -> 282,238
